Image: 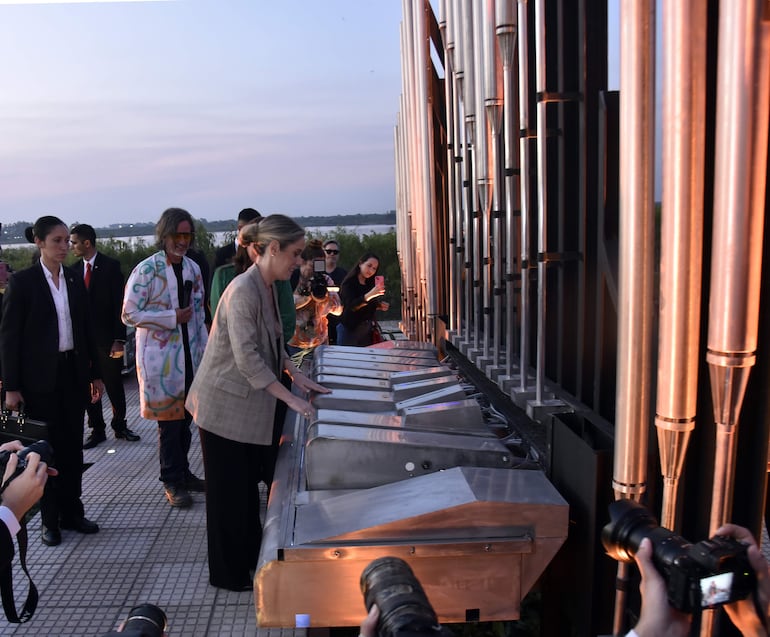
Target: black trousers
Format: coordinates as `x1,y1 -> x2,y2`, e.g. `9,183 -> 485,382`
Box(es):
86,345 -> 126,431
25,355 -> 87,528
198,427 -> 268,590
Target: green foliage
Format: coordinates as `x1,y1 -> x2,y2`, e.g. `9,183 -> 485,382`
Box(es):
306,227 -> 401,320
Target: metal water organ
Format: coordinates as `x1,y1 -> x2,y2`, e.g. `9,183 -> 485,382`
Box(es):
393,0 -> 770,635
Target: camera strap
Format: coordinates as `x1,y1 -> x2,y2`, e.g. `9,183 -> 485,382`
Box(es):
0,523 -> 38,623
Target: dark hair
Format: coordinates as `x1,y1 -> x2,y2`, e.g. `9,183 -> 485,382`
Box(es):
238,208 -> 262,223
322,239 -> 340,249
26,216 -> 67,244
301,239 -> 325,261
342,252 -> 380,285
155,208 -> 195,249
233,245 -> 251,275
239,214 -> 305,256
70,223 -> 97,245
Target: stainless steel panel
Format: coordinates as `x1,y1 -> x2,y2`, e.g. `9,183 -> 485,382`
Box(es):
304,423 -> 513,489
312,409 -> 401,425
314,351 -> 440,368
316,374 -> 393,391
313,358 -> 436,374
311,389 -> 397,412
315,343 -> 438,358
395,385 -> 467,409
402,399 -> 485,430
391,377 -> 463,400
314,365 -> 456,385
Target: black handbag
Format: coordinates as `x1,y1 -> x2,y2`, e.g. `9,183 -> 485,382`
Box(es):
0,396 -> 49,446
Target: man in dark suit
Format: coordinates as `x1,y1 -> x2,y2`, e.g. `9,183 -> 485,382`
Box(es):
213,208 -> 262,268
70,225 -> 140,448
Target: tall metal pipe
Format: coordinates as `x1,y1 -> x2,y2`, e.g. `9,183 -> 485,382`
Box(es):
612,1 -> 656,633
533,0 -> 547,403
705,0 -> 770,535
496,0 -> 518,378
654,0 -> 707,531
473,0 -> 490,359
439,0 -> 458,335
462,0 -> 481,352
453,0 -> 471,344
517,0 -> 532,392
484,0 -> 503,368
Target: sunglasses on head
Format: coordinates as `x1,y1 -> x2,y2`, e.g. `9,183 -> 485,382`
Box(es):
171,232 -> 194,242
324,249 -> 339,255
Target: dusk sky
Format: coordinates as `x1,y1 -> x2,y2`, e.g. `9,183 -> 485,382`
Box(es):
0,0 -> 629,230
0,0 -> 405,227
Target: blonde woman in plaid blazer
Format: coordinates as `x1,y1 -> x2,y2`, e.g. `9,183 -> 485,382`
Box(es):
186,214 -> 329,591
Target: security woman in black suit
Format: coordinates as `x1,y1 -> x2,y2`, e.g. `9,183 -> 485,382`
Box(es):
0,216 -> 105,547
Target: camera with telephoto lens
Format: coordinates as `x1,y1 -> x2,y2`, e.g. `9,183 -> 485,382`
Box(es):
101,603 -> 167,636
300,259 -> 329,300
361,556 -> 450,637
602,499 -> 755,613
0,440 -> 54,489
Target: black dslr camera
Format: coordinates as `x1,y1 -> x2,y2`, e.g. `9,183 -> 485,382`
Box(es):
0,440 -> 54,490
360,556 -> 450,637
602,499 -> 755,613
300,259 -> 329,300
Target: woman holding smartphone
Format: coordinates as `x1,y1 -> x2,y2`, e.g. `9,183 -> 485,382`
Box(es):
337,252 -> 389,346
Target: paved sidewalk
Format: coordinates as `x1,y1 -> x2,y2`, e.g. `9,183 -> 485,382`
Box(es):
0,374 -> 259,636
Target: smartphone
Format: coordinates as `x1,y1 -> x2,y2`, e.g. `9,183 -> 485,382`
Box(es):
375,275 -> 385,287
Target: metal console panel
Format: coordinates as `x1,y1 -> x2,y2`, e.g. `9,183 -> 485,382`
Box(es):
304,423 -> 513,489
256,458 -> 568,627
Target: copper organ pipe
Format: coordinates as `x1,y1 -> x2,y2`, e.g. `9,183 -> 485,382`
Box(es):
612,1 -> 656,634
655,0 -> 707,531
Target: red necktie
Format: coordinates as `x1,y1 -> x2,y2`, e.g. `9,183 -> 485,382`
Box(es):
85,262 -> 92,289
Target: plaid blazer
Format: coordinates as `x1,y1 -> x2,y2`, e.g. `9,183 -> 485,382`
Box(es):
186,264 -> 291,445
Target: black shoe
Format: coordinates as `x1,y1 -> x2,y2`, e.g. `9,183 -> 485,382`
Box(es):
114,427 -> 140,442
164,484 -> 192,508
184,473 -> 205,493
83,431 -> 107,449
41,525 -> 61,546
60,517 -> 99,534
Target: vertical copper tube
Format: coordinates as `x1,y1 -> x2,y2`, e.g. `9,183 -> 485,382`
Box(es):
412,0 -> 437,338
705,0 -> 770,535
612,1 -> 656,634
655,0 -> 707,531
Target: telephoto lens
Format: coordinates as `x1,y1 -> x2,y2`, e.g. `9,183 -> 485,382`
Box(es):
120,604 -> 167,637
360,557 -> 441,637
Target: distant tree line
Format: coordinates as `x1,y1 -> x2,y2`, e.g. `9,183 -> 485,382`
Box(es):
0,217 -> 402,321
0,211 -> 396,245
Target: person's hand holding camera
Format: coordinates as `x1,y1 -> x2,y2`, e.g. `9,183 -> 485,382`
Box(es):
359,604 -> 379,637
630,537 -> 692,637
0,442 -> 54,523
716,523 -> 770,636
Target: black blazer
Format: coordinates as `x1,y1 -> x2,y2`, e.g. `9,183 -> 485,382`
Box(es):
0,264 -> 100,401
214,242 -> 236,269
75,253 -> 126,348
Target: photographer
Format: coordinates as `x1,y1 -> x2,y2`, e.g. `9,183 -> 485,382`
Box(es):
288,240 -> 342,355
630,526 -> 770,637
0,440 -> 54,569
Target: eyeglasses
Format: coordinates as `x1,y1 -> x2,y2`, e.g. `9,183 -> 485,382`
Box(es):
324,249 -> 339,255
170,232 -> 194,242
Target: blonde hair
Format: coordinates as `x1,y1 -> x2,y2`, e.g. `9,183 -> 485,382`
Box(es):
239,214 -> 305,255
